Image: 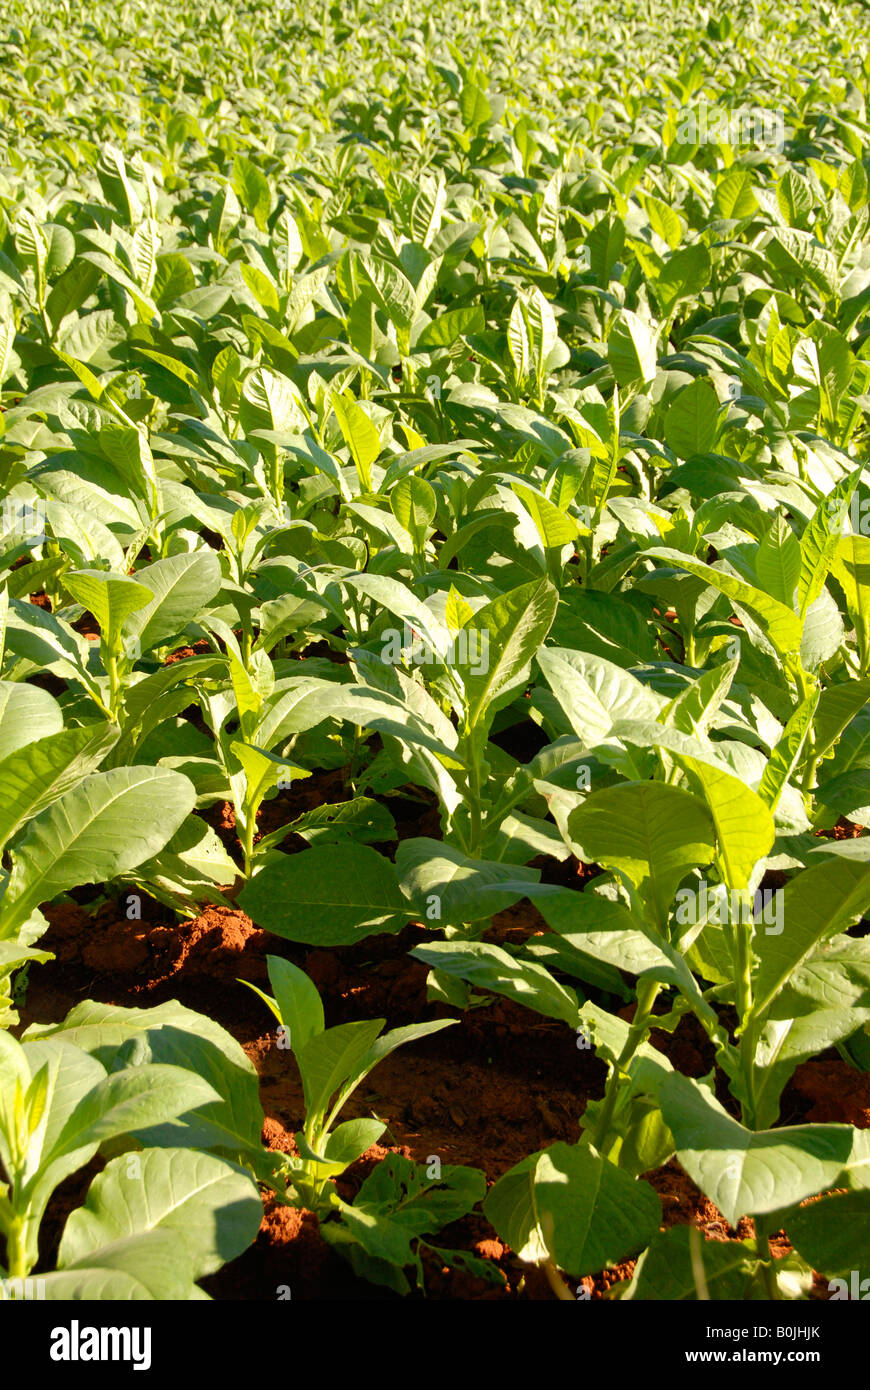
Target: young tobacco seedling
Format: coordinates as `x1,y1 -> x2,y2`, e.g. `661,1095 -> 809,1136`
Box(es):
244,957 -> 498,1296
243,955 -> 454,1207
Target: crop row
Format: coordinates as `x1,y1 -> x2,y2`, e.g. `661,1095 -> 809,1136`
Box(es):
1,0 -> 869,1300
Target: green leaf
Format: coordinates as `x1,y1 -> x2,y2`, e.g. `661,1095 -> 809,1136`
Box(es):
512,482 -> 578,548
411,941 -> 581,1025
124,551 -> 222,653
0,681 -> 63,761
295,1019 -> 385,1121
64,569 -> 153,647
758,693 -> 818,810
535,888 -> 668,979
751,859 -> 870,1021
483,1141 -> 660,1275
673,754 -> 775,890
568,783 -> 715,931
663,377 -> 720,459
457,577 -> 558,729
0,767 -> 196,938
645,548 -> 804,656
238,843 -> 410,945
625,1225 -> 754,1299
231,154 -> 272,231
659,1072 -> 854,1225
537,647 -> 664,744
459,79 -> 492,129
240,263 -> 280,314
391,475 -> 437,547
41,1229 -> 194,1300
756,517 -> 794,608
416,305 -> 483,348
797,473 -> 858,620
608,309 -> 657,386
356,255 -> 417,341
331,394 -> 382,490
396,837 -> 543,923
331,1018 -> 456,1117
28,998 -> 264,1161
322,1117 -> 387,1166
830,535 -> 870,674
265,954 -> 324,1052
0,721 -> 119,851
787,1191 -> 870,1278
48,1064 -> 220,1161
239,367 -> 302,433
656,243 -> 712,314
58,1148 -> 261,1279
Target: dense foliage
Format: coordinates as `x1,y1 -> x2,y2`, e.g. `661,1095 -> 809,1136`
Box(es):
2,0 -> 870,1300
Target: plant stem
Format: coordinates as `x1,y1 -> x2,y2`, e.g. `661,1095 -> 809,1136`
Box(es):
465,729 -> 484,858
591,978 -> 661,1150
543,1257 -> 574,1301
689,1225 -> 710,1300
105,648 -> 123,721
6,1213 -> 32,1279
242,807 -> 257,878
755,1216 -> 780,1300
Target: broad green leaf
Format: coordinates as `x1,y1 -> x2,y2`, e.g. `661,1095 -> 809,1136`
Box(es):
231,154 -> 271,231
239,366 -> 302,433
331,394 -> 382,490
397,837 -> 543,922
751,859 -> 870,1021
659,1072 -> 854,1225
830,534 -> 870,674
483,1141 -> 660,1274
457,577 -> 558,728
0,721 -> 119,850
787,1191 -> 870,1278
535,888 -> 669,978
27,999 -> 264,1160
0,767 -> 196,938
645,548 -> 803,655
48,1064 -> 219,1161
673,754 -> 775,890
512,482 -> 578,548
568,782 -> 715,930
814,678 -> 870,761
625,1225 -> 754,1300
124,551 -> 222,652
411,941 -> 581,1025
537,647 -> 664,744
58,1148 -> 261,1279
0,681 -> 63,761
608,308 -> 657,386
663,377 -> 720,459
43,1229 -> 194,1301
238,843 -> 410,945
391,475 -> 437,546
713,169 -> 758,219
755,514 -> 801,608
64,569 -> 153,646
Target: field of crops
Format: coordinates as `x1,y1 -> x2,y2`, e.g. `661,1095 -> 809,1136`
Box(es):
2,0 -> 870,1309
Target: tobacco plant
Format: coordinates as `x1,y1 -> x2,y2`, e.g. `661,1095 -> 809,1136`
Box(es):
1,0 -> 870,1303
